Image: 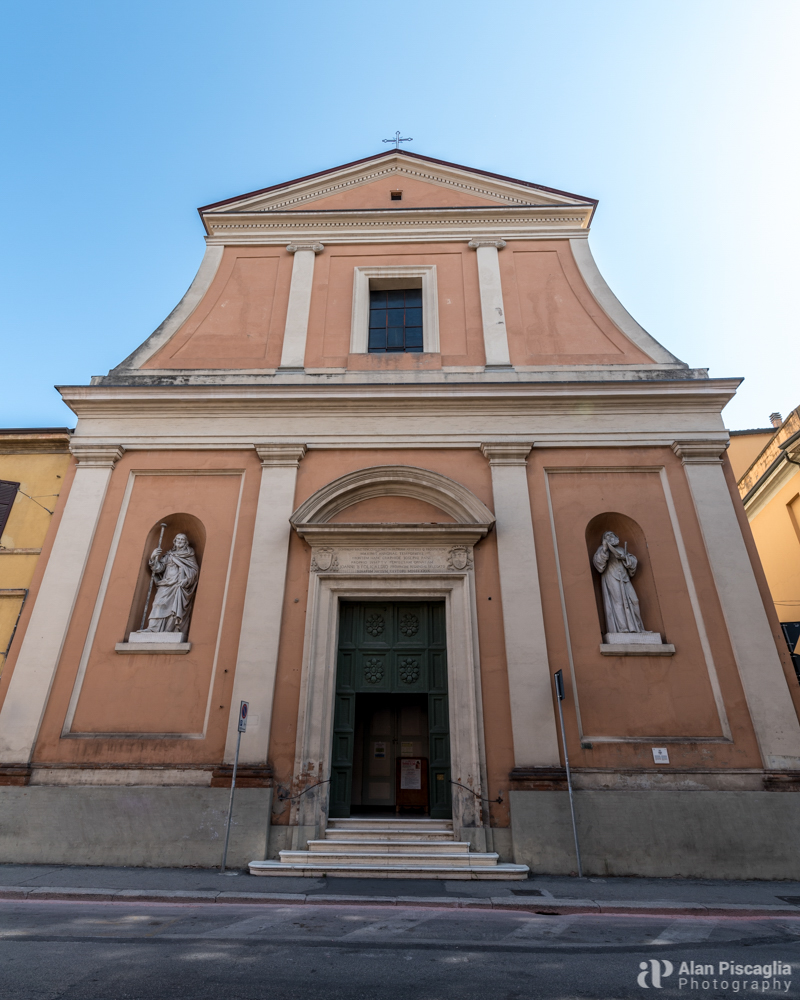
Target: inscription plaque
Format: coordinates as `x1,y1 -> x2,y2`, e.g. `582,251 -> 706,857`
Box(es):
309,545 -> 476,575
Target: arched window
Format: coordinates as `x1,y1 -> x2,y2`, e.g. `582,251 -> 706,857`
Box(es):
585,512 -> 664,639
124,513 -> 206,641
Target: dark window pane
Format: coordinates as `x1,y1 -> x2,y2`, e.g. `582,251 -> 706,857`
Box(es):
367,285 -> 426,354
387,327 -> 404,349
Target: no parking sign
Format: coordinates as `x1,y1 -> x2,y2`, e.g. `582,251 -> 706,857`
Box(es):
238,701 -> 249,733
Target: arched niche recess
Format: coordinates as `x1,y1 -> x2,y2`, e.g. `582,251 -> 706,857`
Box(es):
585,512 -> 664,640
290,466 -> 495,527
124,513 -> 207,639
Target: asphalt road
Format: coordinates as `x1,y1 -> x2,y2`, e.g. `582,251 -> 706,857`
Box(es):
4,900 -> 800,999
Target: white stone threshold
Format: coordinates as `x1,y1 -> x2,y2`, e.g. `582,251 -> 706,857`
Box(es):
249,860 -> 529,880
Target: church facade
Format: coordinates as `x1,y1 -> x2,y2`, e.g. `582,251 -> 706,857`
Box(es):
1,150 -> 798,877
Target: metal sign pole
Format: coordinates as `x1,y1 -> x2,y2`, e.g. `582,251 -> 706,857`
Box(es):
220,701 -> 248,873
554,671 -> 583,878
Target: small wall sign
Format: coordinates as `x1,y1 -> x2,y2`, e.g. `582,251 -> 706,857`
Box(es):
374,742 -> 386,759
652,747 -> 669,764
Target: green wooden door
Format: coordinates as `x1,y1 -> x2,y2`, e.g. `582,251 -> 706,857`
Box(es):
330,602 -> 451,819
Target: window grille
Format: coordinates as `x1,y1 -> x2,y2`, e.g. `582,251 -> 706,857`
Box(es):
368,289 -> 423,353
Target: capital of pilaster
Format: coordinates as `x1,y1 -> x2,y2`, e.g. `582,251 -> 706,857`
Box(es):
255,444 -> 307,468
69,443 -> 125,468
286,243 -> 324,255
481,442 -> 533,466
468,238 -> 507,250
671,440 -> 726,465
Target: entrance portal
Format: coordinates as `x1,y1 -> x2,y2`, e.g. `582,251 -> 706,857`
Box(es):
330,602 -> 451,819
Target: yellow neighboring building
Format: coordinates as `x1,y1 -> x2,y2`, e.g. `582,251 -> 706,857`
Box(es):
0,429 -> 72,674
730,408 -> 800,675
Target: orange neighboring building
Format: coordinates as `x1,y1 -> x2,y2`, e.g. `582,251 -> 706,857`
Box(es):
729,408 -> 800,678
0,150 -> 798,878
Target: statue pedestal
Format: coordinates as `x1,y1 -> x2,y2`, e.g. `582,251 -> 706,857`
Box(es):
603,631 -> 662,645
128,631 -> 187,644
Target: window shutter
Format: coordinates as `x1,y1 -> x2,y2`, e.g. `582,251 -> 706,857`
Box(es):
0,480 -> 20,540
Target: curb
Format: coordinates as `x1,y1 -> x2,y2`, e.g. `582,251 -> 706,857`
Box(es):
1,886 -> 799,917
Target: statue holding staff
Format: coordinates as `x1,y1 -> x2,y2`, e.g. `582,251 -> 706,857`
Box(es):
135,532 -> 199,635
592,530 -> 645,634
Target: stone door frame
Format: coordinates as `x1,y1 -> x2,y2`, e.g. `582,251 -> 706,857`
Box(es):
290,564 -> 491,851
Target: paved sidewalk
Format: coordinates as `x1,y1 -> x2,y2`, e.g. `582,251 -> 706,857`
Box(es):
2,863 -> 800,916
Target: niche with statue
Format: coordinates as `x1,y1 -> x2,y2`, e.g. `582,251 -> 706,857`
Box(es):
585,512 -> 671,652
124,513 -> 206,646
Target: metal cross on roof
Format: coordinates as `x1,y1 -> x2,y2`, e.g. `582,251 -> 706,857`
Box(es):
382,131 -> 413,150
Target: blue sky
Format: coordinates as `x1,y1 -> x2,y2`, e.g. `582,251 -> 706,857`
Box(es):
1,0 -> 797,429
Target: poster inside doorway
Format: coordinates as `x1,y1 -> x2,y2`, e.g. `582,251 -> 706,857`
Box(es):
400,758 -> 422,790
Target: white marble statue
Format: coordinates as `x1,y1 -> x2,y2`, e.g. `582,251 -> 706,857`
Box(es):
592,531 -> 646,634
136,532 -> 199,635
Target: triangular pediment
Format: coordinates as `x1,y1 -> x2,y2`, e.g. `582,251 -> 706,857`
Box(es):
199,150 -> 596,217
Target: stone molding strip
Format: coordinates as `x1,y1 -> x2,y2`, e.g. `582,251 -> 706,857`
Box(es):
255,444 -> 307,467
0,886 -> 795,917
672,441 -> 726,465
69,444 -> 124,467
286,242 -> 324,254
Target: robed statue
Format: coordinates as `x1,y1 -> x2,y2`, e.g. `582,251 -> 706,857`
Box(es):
138,532 -> 199,634
592,531 -> 646,634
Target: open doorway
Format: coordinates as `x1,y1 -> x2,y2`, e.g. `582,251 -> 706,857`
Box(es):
351,693 -> 429,814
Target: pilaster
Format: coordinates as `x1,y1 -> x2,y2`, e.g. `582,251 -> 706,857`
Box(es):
481,442 -> 560,766
673,440 -> 800,767
469,238 -> 511,368
224,444 -> 307,765
0,443 -> 124,764
280,243 -> 324,370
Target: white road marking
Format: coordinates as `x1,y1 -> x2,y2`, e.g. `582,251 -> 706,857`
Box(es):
342,913 -> 436,939
648,919 -> 717,944
506,915 -> 581,939
198,912 -> 298,939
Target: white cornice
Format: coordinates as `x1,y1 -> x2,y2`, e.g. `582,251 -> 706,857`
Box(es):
293,524 -> 492,547
201,205 -> 592,246
59,378 -> 740,412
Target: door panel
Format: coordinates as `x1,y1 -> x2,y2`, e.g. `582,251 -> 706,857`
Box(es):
332,602 -> 450,818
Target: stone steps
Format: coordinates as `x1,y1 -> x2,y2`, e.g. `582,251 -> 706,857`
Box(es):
281,850 -> 498,867
327,818 -> 454,831
248,815 -> 529,880
306,839 -> 470,854
248,860 -> 529,879
323,830 -> 456,842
